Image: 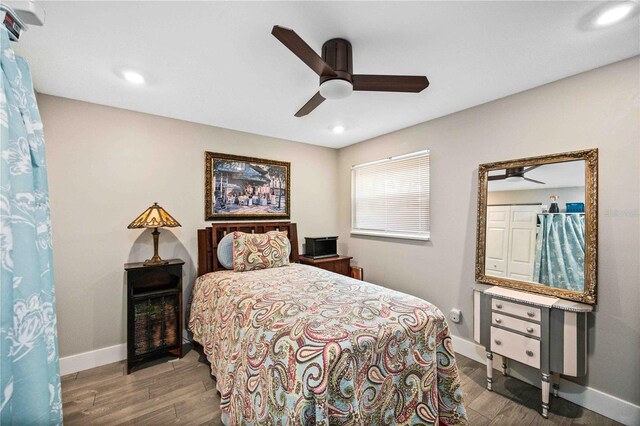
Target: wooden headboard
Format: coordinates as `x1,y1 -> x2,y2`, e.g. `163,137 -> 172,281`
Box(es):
197,222 -> 299,276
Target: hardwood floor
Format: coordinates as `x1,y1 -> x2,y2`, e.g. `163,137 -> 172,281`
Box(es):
62,345 -> 620,425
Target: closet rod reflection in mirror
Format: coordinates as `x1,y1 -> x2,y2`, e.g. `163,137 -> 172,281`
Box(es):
475,149 -> 598,304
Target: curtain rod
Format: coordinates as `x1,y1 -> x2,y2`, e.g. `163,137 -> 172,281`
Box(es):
1,1 -> 46,41
1,3 -> 27,41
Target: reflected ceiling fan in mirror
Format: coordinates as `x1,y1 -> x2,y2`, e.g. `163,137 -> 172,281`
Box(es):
271,25 -> 430,117
488,166 -> 546,184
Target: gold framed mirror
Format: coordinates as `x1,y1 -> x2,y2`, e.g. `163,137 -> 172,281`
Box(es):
475,149 -> 598,304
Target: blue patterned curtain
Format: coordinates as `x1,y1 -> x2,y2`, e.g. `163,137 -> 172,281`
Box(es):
533,213 -> 585,291
0,27 -> 62,424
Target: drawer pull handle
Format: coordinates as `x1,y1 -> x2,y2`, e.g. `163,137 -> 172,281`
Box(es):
496,303 -> 503,309
526,350 -> 534,357
527,311 -> 535,318
495,318 -> 502,324
526,327 -> 534,333
494,339 -> 502,346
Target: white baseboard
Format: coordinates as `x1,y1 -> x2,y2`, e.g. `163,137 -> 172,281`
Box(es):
59,343 -> 126,376
60,330 -> 192,376
451,335 -> 640,426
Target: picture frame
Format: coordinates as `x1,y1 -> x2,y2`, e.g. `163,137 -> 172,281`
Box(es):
205,152 -> 291,221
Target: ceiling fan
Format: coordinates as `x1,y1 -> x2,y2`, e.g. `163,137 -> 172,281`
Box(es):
488,166 -> 546,184
271,25 -> 430,117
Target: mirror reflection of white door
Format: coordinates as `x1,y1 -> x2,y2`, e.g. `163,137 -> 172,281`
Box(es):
486,204 -> 541,281
507,205 -> 540,281
486,206 -> 509,277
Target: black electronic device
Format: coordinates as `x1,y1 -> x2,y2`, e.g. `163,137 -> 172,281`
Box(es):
304,236 -> 338,259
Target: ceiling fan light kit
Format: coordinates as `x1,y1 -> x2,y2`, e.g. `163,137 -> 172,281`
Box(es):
319,78 -> 353,99
271,26 -> 429,117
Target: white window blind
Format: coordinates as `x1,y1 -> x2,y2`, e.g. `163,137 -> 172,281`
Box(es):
351,150 -> 430,240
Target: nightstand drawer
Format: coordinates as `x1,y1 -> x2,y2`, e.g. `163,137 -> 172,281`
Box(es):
331,258 -> 351,276
492,312 -> 541,337
491,326 -> 540,368
299,255 -> 353,277
492,298 -> 540,321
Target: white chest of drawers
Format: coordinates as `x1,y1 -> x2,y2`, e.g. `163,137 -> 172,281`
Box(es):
473,285 -> 593,418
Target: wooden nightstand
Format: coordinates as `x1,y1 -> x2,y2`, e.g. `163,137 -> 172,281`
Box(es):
299,255 -> 363,280
124,259 -> 184,374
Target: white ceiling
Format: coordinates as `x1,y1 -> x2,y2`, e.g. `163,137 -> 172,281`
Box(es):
12,1 -> 640,149
488,160 -> 586,191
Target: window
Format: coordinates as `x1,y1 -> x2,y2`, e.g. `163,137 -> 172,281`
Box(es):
351,150 -> 430,240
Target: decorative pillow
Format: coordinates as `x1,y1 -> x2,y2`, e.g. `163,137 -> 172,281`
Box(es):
232,230 -> 291,272
217,232 -> 234,270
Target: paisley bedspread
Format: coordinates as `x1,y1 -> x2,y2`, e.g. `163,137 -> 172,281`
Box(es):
188,263 -> 467,425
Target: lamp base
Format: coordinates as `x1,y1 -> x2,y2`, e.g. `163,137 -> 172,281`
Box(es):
143,228 -> 168,266
143,256 -> 169,266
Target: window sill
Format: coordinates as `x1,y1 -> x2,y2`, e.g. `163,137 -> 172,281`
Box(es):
350,229 -> 430,241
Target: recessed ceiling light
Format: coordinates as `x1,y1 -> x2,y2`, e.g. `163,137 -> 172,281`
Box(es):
332,125 -> 345,134
595,2 -> 634,27
122,70 -> 145,84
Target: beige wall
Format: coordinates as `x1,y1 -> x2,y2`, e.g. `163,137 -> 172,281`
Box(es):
337,57 -> 639,405
38,95 -> 339,357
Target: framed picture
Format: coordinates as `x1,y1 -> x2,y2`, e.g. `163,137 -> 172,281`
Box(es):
205,152 -> 291,221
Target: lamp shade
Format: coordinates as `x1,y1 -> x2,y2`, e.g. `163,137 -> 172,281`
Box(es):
128,203 -> 181,229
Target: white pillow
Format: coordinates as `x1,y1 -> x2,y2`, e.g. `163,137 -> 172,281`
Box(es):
217,232 -> 234,269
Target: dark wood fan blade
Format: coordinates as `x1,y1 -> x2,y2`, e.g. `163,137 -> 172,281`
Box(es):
272,26 -> 336,77
524,177 -> 546,184
352,75 -> 429,92
523,165 -> 542,173
295,92 -> 325,117
488,175 -> 506,181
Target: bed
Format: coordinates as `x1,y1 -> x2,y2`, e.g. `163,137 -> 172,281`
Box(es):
189,222 -> 467,425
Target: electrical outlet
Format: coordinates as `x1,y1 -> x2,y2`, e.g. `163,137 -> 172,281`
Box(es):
449,308 -> 462,324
